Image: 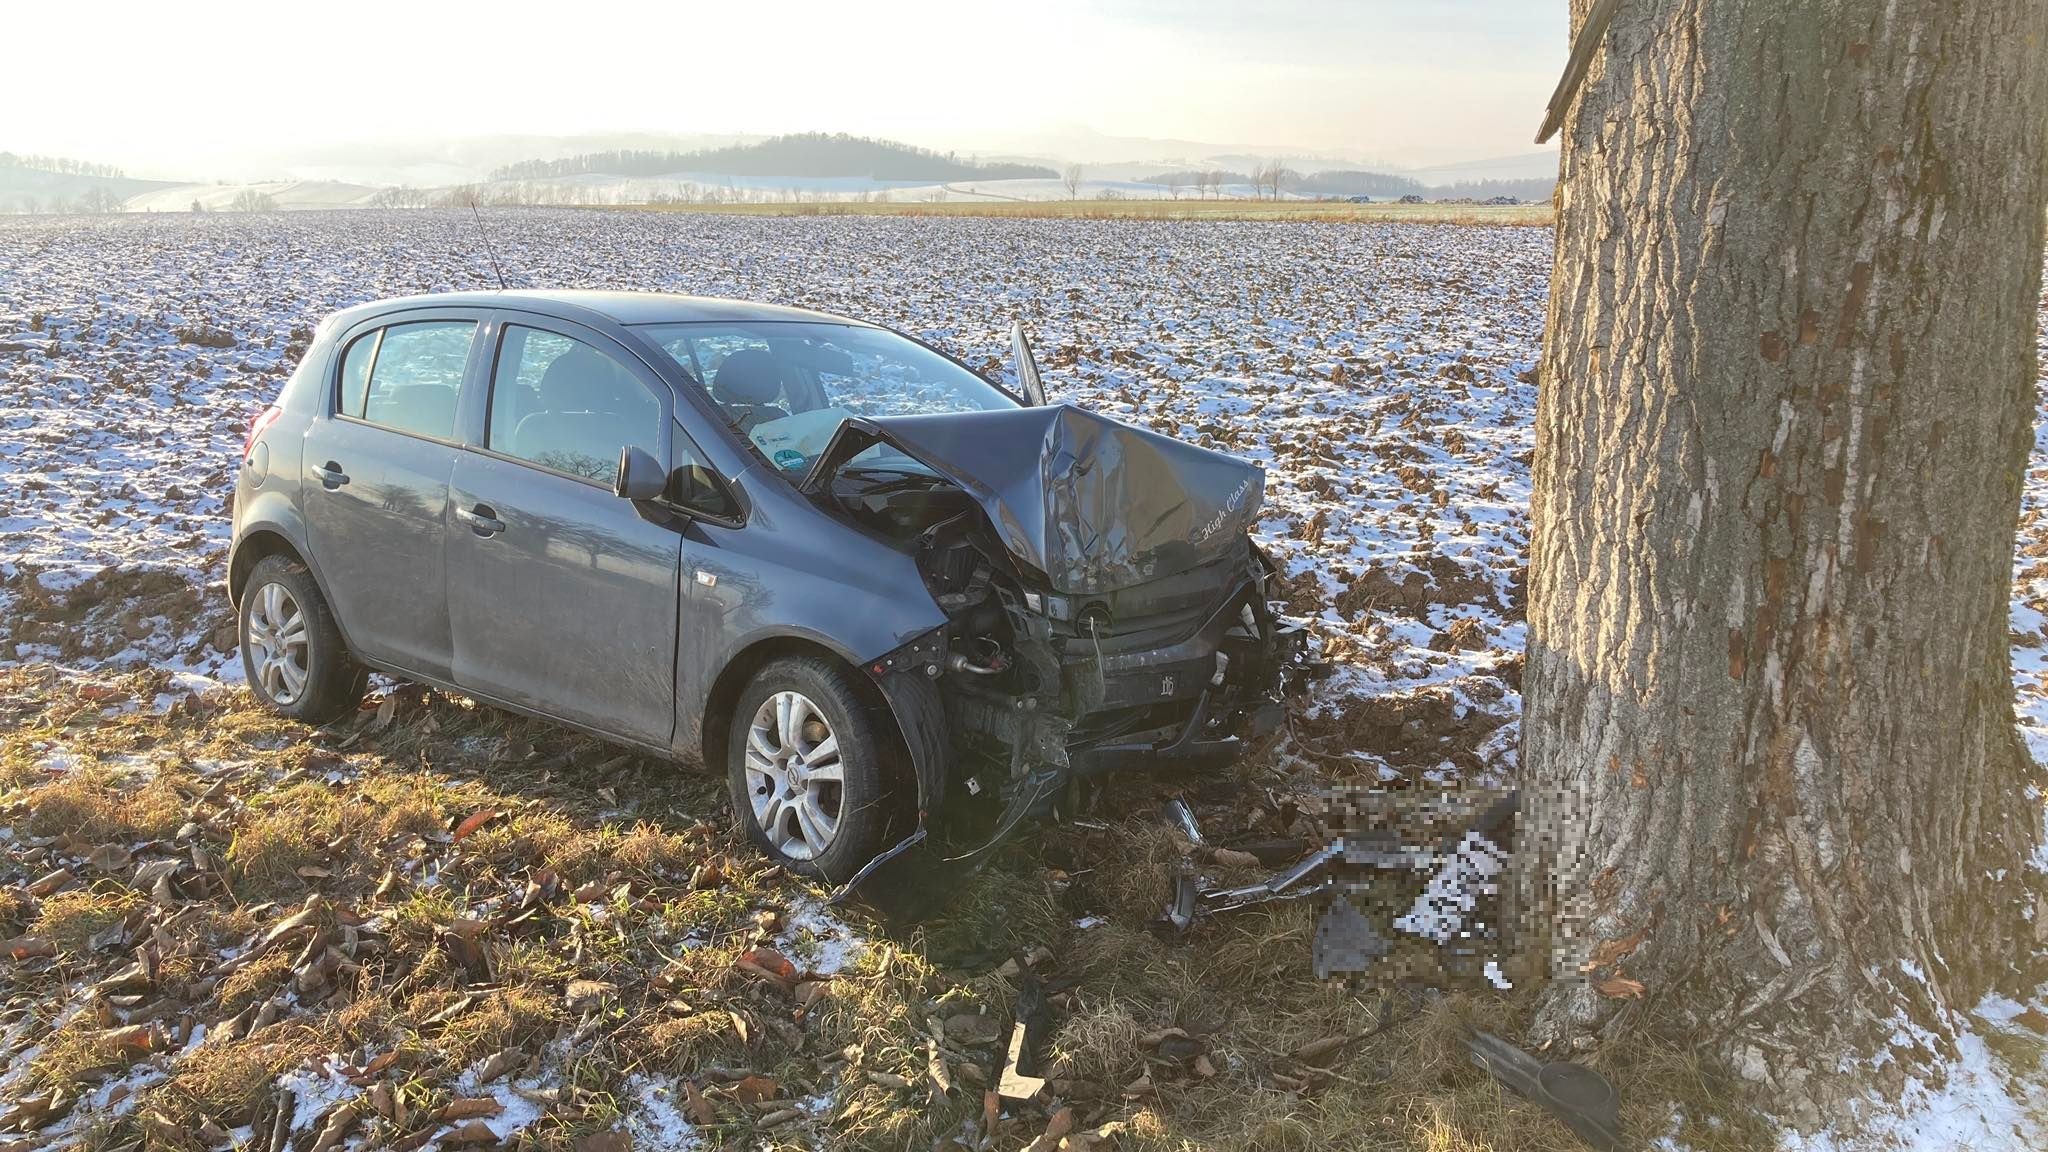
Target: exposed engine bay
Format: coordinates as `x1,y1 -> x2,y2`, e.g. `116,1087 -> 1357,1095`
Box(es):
797,403 -> 1321,888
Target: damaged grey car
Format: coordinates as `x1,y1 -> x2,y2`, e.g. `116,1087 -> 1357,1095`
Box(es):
229,291 -> 1312,881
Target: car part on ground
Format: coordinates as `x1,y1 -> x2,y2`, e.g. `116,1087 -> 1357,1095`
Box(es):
1164,789 -> 1518,982
1463,1030 -> 1623,1151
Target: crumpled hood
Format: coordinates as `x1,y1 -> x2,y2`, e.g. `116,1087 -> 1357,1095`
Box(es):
815,403 -> 1264,594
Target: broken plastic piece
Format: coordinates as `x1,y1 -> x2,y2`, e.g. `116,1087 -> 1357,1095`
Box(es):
1162,798 -> 1205,846
827,824 -> 927,905
1312,897 -> 1390,979
997,1023 -> 1047,1102
1462,1031 -> 1621,1151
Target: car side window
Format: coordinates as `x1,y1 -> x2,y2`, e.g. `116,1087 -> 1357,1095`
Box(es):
338,331 -> 378,417
489,325 -> 662,485
348,321 -> 475,440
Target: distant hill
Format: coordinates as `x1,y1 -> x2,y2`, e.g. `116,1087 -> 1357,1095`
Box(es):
0,153 -> 173,213
1139,164 -> 1553,203
1290,169 -> 1429,198
491,133 -> 1058,183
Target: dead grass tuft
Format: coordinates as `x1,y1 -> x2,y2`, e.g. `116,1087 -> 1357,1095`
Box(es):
32,885 -> 141,953
19,771 -> 187,842
638,1012 -> 747,1074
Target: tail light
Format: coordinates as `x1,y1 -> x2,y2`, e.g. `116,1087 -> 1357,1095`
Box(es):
244,403 -> 283,460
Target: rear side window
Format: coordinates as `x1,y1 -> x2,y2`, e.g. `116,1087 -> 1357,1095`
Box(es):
488,325 -> 662,485
343,321 -> 475,440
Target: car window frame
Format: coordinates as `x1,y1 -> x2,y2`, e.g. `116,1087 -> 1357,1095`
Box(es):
328,308 -> 491,449
470,311 -> 677,493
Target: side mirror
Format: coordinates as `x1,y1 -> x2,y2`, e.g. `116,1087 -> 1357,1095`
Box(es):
666,462 -> 742,522
1010,320 -> 1046,406
614,445 -> 667,501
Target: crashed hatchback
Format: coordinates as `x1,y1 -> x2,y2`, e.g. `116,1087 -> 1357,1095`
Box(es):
229,291 -> 1310,880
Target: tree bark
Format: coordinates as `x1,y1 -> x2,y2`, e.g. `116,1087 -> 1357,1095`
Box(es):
1519,0 -> 2048,1126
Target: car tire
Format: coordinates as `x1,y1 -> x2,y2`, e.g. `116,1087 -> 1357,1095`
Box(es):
727,656 -> 890,882
239,555 -> 366,725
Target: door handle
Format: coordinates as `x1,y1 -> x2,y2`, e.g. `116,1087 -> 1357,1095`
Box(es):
456,504 -> 506,537
313,462 -> 349,489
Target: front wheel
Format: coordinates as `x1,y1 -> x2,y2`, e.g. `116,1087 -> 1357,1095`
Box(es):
726,656 -> 890,881
239,555 -> 366,725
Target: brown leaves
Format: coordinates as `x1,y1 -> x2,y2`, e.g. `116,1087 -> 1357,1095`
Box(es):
438,1097 -> 506,1122
2,936 -> 57,961
565,979 -> 616,1013
28,868 -> 73,897
734,946 -> 797,994
452,808 -> 501,843
683,1079 -> 716,1125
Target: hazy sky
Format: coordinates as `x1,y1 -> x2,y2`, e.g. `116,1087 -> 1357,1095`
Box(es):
4,0 -> 1566,177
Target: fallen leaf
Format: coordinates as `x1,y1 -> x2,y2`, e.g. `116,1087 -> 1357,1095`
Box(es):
683,1079 -> 715,1125
575,1131 -> 633,1152
3,937 -> 57,961
441,1119 -> 499,1144
438,1098 -> 505,1122
472,1049 -> 521,1083
452,809 -> 501,843
758,1108 -> 802,1128
565,980 -> 616,1012
733,1075 -> 780,1105
1289,1035 -> 1348,1063
1024,1106 -> 1076,1152
1121,1073 -> 1155,1098
87,843 -> 134,872
28,868 -> 73,897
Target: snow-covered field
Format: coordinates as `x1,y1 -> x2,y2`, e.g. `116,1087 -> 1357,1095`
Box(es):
0,209 -> 1547,774
0,211 -> 2043,1148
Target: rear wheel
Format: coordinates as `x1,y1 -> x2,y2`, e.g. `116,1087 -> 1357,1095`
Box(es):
239,556 -> 366,725
726,656 -> 889,881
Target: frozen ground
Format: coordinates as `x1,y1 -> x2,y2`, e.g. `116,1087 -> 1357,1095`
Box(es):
0,211 -> 2044,1149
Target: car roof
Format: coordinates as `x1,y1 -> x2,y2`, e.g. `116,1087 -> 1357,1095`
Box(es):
330,290 -> 872,329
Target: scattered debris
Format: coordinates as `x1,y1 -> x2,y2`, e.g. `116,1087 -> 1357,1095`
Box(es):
1463,1030 -> 1622,1151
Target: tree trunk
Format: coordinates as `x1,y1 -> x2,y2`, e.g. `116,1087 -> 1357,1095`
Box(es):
1519,0 -> 2048,1127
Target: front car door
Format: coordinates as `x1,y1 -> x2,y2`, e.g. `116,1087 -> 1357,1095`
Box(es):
445,315 -> 683,747
301,310 -> 485,680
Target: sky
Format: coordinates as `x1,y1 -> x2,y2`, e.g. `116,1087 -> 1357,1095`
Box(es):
1,0 -> 1568,180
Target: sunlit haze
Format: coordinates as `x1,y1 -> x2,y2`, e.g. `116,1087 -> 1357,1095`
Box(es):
5,0 -> 1565,180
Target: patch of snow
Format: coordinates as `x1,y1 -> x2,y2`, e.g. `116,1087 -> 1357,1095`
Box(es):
777,896 -> 866,976
621,1073 -> 704,1152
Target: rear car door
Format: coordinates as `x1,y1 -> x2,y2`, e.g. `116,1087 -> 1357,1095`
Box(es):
445,316 -> 683,747
301,312 -> 484,680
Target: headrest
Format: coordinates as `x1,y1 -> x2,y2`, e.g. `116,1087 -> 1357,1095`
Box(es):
712,349 -> 783,406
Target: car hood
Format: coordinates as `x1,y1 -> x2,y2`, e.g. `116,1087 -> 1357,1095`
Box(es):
809,403 -> 1264,595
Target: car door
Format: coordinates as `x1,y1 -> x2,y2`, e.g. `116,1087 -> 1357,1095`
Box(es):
301,311 -> 484,680
445,316 -> 683,747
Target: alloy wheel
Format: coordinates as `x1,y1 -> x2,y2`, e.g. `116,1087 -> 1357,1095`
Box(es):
743,690 -> 844,860
245,581 -> 310,706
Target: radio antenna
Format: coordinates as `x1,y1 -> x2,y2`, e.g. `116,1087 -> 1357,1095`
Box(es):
468,196 -> 509,290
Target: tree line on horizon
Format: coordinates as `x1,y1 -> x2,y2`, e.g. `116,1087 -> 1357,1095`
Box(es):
488,133 -> 1058,183
0,152 -> 128,179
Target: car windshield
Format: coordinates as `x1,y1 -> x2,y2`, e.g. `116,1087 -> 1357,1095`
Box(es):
636,321 -> 1018,476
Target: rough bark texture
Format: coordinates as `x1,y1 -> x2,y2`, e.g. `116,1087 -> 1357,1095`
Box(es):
1519,0 -> 2048,1125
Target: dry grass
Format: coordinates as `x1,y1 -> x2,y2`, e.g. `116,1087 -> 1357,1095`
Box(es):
0,665 -> 1886,1152
31,885 -> 141,953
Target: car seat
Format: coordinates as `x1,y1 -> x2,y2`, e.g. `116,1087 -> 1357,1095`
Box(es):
710,349 -> 788,433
